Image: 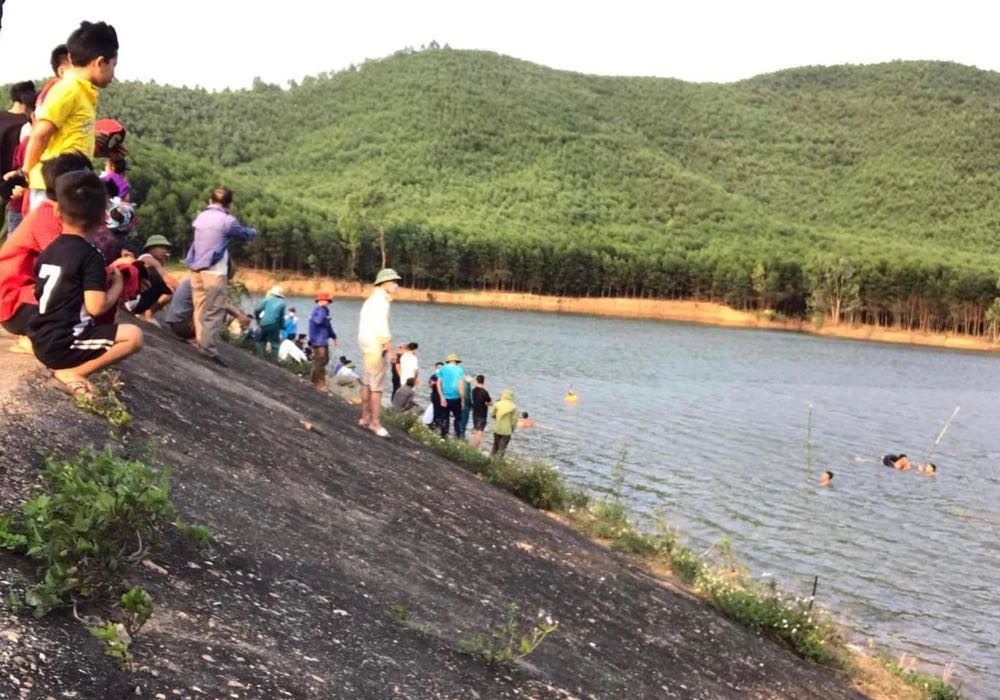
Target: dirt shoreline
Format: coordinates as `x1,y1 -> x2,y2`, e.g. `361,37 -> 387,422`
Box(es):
235,270 -> 999,354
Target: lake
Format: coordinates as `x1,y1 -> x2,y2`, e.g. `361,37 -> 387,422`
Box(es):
278,295 -> 1000,696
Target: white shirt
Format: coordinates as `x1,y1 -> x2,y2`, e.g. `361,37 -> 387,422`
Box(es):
400,352 -> 418,381
278,339 -> 307,363
205,250 -> 229,276
357,287 -> 391,353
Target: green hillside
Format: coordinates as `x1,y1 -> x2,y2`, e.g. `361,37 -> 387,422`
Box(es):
92,49 -> 1000,335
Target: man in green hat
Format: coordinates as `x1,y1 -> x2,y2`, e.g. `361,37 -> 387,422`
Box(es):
126,234 -> 178,323
357,268 -> 402,438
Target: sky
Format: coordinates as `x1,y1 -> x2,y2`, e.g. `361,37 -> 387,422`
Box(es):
1,0 -> 998,90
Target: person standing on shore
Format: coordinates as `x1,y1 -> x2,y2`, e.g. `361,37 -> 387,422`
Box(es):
358,268 -> 401,438
437,353 -> 466,438
308,292 -> 338,390
390,342 -> 406,399
469,374 -> 492,449
428,361 -> 444,430
254,286 -> 286,359
185,187 -> 256,365
490,389 -> 518,456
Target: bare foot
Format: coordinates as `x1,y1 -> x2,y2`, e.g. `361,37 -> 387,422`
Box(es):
9,336 -> 33,354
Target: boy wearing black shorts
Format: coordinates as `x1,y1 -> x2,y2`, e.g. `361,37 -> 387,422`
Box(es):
470,374 -> 492,449
28,170 -> 142,398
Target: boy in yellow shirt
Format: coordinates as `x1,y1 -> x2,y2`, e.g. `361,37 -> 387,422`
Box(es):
16,21 -> 119,212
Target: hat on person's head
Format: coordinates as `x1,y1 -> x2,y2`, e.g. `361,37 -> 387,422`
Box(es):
374,268 -> 402,286
446,353 -> 461,363
267,285 -> 284,298
315,292 -> 333,303
143,234 -> 171,251
501,389 -> 513,400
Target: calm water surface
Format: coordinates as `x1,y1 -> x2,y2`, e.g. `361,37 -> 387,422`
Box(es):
282,296 -> 1000,696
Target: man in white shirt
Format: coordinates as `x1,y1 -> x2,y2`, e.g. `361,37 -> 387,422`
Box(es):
399,341 -> 419,387
357,268 -> 401,437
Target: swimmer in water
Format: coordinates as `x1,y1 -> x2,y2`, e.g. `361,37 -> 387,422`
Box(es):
820,470 -> 833,487
881,454 -> 911,470
517,411 -> 534,429
918,463 -> 937,476
565,387 -> 577,403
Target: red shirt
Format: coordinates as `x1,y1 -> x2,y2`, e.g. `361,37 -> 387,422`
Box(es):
0,200 -> 62,321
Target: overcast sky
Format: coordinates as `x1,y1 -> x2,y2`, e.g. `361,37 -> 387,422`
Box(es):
1,0 -> 997,90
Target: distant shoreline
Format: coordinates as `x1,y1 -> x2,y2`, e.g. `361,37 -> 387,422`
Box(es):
234,269 -> 1000,355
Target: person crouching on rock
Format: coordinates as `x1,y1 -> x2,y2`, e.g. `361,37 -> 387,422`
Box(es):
125,234 -> 177,323
0,152 -> 93,354
27,170 -> 142,399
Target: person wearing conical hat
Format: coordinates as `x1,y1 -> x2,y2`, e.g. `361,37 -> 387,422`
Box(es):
126,234 -> 177,323
253,285 -> 286,360
490,389 -> 518,456
437,352 -> 466,439
357,268 -> 402,438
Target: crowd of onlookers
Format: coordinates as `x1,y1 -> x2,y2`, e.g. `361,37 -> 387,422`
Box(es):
0,19 -> 527,457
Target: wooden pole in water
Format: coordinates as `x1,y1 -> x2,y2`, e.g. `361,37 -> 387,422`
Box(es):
925,406 -> 960,464
808,575 -> 819,611
806,404 -> 814,482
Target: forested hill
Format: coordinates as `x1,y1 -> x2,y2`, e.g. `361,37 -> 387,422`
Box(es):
94,49 -> 1000,335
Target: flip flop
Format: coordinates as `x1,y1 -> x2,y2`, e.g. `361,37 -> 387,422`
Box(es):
370,426 -> 389,438
47,376 -> 94,400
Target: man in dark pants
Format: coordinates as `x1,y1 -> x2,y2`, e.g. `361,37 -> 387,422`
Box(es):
308,292 -> 338,390
428,361 -> 445,430
437,353 -> 466,438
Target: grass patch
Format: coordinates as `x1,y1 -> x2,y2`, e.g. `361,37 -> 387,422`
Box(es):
383,410 -> 587,512
882,655 -> 965,699
459,601 -> 559,665
75,370 -> 132,435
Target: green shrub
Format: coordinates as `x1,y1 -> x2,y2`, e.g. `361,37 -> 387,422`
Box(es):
0,447 -> 174,616
89,585 -> 154,669
459,602 -> 558,665
883,656 -> 966,700
75,370 -> 132,433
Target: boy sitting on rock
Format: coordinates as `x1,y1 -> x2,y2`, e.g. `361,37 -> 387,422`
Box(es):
27,170 -> 142,398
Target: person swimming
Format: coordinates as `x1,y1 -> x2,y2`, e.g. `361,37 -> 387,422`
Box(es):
881,454 -> 911,470
565,387 -> 578,403
517,411 -> 534,429
918,462 -> 937,475
820,470 -> 833,486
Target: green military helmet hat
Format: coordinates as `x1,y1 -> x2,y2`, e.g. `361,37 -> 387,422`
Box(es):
143,234 -> 172,250
374,268 -> 402,286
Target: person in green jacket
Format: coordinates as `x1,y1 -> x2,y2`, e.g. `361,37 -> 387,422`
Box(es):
490,389 -> 517,456
254,285 -> 286,359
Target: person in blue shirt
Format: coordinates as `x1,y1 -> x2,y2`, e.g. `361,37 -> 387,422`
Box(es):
437,353 -> 467,438
308,292 -> 338,390
282,307 -> 298,341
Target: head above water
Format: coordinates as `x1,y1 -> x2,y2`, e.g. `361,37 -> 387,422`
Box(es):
820,470 -> 834,486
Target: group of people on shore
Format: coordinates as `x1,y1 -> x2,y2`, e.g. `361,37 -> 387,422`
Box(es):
0,18 -> 528,458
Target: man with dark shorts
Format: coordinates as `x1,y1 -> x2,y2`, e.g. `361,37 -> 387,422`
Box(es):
27,170 -> 142,397
470,374 -> 492,449
126,234 -> 175,320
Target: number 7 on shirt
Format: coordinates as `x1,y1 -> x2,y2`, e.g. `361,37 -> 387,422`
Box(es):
37,263 -> 62,314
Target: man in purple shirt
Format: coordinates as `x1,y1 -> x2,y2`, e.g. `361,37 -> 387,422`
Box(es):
184,187 -> 256,364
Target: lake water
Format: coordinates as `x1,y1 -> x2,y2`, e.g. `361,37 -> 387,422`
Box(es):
280,296 -> 1000,696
